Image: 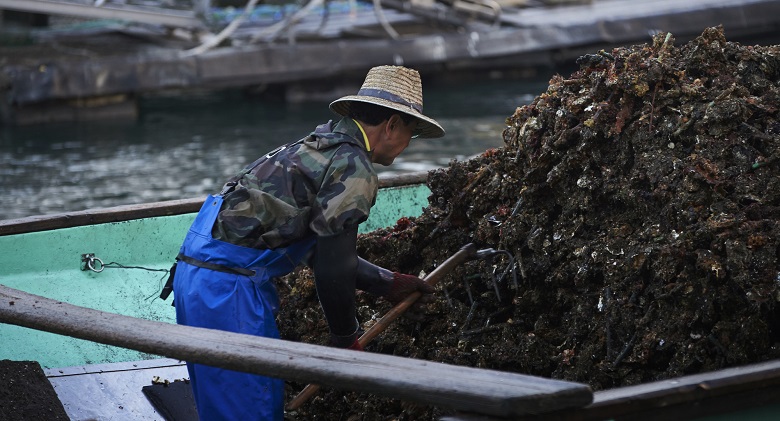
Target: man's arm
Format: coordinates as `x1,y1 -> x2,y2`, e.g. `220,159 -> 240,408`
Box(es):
312,227 -> 361,348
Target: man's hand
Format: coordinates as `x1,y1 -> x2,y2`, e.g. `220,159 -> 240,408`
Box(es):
385,273 -> 436,320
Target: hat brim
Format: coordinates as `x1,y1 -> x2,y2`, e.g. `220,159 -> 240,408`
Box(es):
330,96 -> 445,139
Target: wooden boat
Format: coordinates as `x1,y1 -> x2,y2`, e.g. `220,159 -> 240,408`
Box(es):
1,171 -> 779,420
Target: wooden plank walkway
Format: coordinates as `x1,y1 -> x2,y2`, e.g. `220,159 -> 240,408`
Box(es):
0,284 -> 593,417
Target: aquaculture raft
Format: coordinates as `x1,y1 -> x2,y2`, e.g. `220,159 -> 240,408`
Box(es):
3,0 -> 780,124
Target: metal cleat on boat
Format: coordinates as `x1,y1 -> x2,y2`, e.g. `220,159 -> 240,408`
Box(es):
80,253 -> 105,273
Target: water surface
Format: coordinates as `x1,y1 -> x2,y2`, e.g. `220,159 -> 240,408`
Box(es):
0,77 -> 550,220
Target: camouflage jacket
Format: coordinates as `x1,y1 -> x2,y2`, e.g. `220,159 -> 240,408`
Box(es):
211,118 -> 378,249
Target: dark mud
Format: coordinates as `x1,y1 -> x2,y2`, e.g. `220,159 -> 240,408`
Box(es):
0,360 -> 68,421
278,27 -> 780,420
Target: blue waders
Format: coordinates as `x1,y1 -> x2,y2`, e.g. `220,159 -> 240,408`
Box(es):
173,195 -> 314,421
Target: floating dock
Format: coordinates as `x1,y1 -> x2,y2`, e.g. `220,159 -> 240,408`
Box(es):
1,0 -> 780,124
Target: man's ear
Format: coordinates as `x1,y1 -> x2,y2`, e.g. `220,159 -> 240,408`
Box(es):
387,114 -> 402,131
382,116 -> 396,135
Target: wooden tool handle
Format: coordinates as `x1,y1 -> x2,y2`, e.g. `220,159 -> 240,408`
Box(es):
286,243 -> 477,411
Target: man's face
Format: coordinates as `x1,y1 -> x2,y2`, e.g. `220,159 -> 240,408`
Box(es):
372,116 -> 416,166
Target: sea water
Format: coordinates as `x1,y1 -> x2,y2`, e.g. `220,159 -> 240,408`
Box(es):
0,77 -> 550,220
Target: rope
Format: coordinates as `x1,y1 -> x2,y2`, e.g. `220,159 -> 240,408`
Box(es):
184,0 -> 261,57
81,253 -> 171,302
249,0 -> 325,44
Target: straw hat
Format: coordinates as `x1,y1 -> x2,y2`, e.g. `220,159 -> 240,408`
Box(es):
329,66 -> 445,139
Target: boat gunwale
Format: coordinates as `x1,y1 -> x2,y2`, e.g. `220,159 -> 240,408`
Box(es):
0,171 -> 429,236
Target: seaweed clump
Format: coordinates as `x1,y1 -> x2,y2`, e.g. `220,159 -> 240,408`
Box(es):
278,27 -> 780,420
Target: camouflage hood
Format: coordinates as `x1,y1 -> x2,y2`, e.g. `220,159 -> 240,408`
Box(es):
304,118 -> 371,154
